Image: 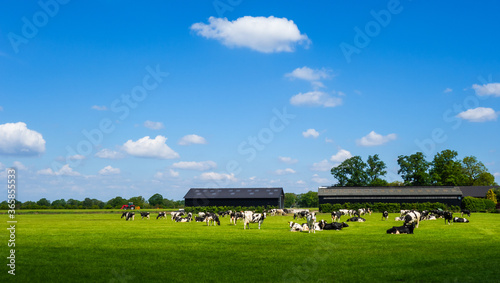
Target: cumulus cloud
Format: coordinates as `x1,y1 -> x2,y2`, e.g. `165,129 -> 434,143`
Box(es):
69,154 -> 86,160
154,169 -> 180,179
144,120 -> 165,130
330,149 -> 353,163
443,88 -> 453,93
311,159 -> 332,172
178,134 -> 207,145
172,161 -> 217,171
311,174 -> 329,184
191,16 -> 310,53
278,156 -> 298,164
275,168 -> 296,175
95,149 -> 125,159
98,165 -> 121,175
0,122 -> 46,156
302,128 -> 320,138
91,105 -> 108,111
122,135 -> 179,159
199,172 -> 237,182
285,66 -> 332,81
472,83 -> 500,97
356,131 -> 397,147
456,107 -> 498,122
37,164 -> 81,176
290,91 -> 342,107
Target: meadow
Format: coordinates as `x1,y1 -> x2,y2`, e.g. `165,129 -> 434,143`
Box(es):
2,211 -> 499,283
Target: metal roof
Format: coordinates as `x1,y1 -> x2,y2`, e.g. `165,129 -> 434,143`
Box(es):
459,186 -> 498,198
318,186 -> 463,196
184,188 -> 284,199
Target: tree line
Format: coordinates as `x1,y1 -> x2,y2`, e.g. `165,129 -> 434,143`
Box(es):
330,149 -> 498,187
0,193 -> 184,210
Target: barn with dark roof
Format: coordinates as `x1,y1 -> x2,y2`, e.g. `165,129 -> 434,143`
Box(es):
184,188 -> 285,208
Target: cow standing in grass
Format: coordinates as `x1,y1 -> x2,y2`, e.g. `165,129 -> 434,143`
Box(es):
306,212 -> 316,234
331,211 -> 342,223
444,211 -> 453,225
382,211 -> 389,221
243,211 -> 266,230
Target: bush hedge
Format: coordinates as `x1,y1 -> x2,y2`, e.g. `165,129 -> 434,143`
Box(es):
461,197 -> 496,212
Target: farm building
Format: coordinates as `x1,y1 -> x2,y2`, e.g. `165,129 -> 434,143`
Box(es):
184,188 -> 285,208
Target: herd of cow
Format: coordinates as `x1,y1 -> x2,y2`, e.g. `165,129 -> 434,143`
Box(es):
120,207 -> 472,234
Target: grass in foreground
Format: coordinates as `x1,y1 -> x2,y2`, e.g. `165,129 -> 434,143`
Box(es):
2,212 -> 499,283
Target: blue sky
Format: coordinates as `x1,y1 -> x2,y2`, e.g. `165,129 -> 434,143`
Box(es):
1,0 -> 499,202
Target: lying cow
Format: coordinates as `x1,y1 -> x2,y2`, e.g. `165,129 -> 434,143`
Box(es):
140,212 -> 150,220
318,220 -> 349,230
243,211 -> 266,230
444,211 -> 453,225
288,221 -> 303,232
453,217 -> 469,223
175,212 -> 192,223
346,217 -> 366,222
394,216 -> 405,221
403,210 -> 421,228
382,211 -> 389,221
387,223 -> 415,234
171,211 -> 184,221
195,216 -> 206,222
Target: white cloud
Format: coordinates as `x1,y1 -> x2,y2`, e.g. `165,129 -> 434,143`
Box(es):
278,156 -> 298,164
0,122 -> 46,156
302,128 -> 320,138
456,107 -> 498,122
200,172 -> 237,182
296,180 -> 306,185
311,174 -> 329,184
443,88 -> 453,93
154,169 -> 180,179
356,131 -> 397,147
311,159 -> 332,172
494,172 -> 500,177
172,161 -> 217,171
330,149 -> 353,163
69,154 -> 86,160
191,16 -> 310,53
144,120 -> 165,130
37,164 -> 81,176
285,66 -> 332,81
95,149 -> 125,159
178,134 -> 207,145
290,91 -> 342,107
98,165 -> 121,175
275,168 -> 296,175
91,105 -> 108,111
325,138 -> 334,143
472,83 -> 500,97
122,135 -> 179,159
13,161 -> 27,170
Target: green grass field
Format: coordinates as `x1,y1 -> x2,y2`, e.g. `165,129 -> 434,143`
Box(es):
2,211 -> 499,283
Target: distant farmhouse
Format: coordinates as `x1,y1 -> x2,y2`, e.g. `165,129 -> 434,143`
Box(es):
318,186 -> 498,207
184,188 -> 285,209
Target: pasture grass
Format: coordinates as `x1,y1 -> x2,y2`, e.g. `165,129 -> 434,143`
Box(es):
2,212 -> 499,283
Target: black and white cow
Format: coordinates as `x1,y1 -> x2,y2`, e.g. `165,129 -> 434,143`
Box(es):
331,211 -> 342,223
243,211 -> 266,229
453,217 -> 469,223
306,212 -> 316,234
386,223 -> 415,234
288,221 -> 303,232
403,210 -> 421,228
206,213 -> 221,226
140,212 -> 150,220
318,220 -> 349,231
175,212 -> 192,223
461,210 -> 471,217
121,212 -> 128,219
346,217 -> 366,222
156,212 -> 167,220
382,211 -> 389,221
294,210 -> 309,220
400,210 -> 411,217
195,216 -> 206,222
444,211 -> 453,225
230,211 -> 244,225
358,208 -> 372,216
171,211 -> 184,221
121,211 -> 134,221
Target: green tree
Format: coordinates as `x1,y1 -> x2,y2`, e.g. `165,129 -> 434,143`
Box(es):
486,189 -> 497,204
37,198 -> 51,207
386,181 -> 404,186
366,154 -> 388,186
128,196 -> 146,208
51,199 -> 66,208
82,198 -> 93,208
462,156 -> 488,185
106,196 -> 127,208
148,193 -> 164,207
297,191 -> 318,208
331,156 -> 369,186
397,152 -> 431,186
430,150 -> 466,185
284,193 -> 297,208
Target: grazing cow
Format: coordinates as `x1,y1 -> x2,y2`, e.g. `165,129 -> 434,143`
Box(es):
122,212 -> 134,221
243,211 -> 266,230
444,211 -> 453,225
171,211 -> 184,221
382,211 -> 389,221
461,210 -> 471,217
230,211 -> 244,225
288,221 -> 303,232
205,213 -> 221,226
306,212 -> 316,234
453,217 -> 469,223
121,212 -> 128,219
198,212 -> 206,219
358,208 -> 372,216
156,212 -> 167,220
294,211 -> 309,220
331,211 -> 342,222
346,217 -> 366,222
175,212 -> 192,223
318,220 -> 349,230
386,223 -> 416,234
276,209 -> 286,216
403,211 -> 421,228
140,212 -> 150,220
